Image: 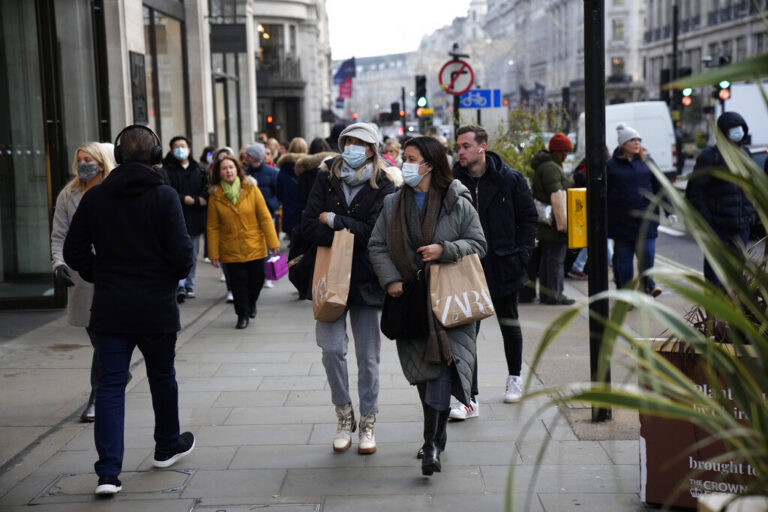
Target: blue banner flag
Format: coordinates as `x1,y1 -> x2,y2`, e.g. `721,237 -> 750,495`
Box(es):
333,57 -> 356,85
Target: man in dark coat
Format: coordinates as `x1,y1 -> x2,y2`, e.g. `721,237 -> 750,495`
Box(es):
243,142 -> 281,219
452,124 -> 538,416
64,126 -> 195,496
686,112 -> 756,287
162,135 -> 209,301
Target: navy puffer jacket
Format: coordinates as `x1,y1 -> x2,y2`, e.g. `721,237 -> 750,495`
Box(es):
685,112 -> 756,234
606,149 -> 662,241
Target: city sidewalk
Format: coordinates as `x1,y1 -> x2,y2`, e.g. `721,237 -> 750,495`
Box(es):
0,256 -> 696,511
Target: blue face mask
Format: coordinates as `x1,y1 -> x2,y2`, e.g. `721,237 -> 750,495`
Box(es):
727,126 -> 745,143
342,144 -> 367,168
173,147 -> 190,161
402,162 -> 429,188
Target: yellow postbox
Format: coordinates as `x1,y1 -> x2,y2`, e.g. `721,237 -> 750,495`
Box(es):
567,188 -> 587,249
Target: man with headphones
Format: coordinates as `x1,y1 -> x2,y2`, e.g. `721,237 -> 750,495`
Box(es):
452,124 -> 538,417
64,125 -> 195,495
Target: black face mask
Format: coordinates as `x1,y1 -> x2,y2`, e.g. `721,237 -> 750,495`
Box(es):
77,162 -> 100,181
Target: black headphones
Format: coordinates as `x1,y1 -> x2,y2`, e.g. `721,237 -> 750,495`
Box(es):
113,124 -> 163,165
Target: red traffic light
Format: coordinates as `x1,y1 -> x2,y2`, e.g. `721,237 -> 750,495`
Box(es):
399,110 -> 405,117
352,113 -> 358,119
266,115 -> 273,123
718,89 -> 731,101
681,96 -> 693,107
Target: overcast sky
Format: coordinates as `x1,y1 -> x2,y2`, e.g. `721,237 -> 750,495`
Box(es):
326,0 -> 471,61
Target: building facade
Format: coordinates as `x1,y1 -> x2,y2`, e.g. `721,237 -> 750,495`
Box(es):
1,0 -> 331,309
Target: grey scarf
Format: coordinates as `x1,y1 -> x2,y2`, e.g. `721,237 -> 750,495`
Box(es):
338,161 -> 373,203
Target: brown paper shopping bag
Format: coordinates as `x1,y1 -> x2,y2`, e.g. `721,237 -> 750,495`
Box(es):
430,253 -> 495,328
550,189 -> 567,233
312,229 -> 354,322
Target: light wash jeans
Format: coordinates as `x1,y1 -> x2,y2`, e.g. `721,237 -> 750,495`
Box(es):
572,239 -> 614,272
316,306 -> 381,416
179,235 -> 200,290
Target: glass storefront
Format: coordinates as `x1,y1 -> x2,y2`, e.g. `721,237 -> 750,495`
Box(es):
0,0 -> 54,303
144,5 -> 189,142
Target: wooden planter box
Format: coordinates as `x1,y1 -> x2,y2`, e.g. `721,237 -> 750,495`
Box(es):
640,339 -> 760,509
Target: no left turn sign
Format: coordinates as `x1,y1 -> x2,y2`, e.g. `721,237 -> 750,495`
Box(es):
439,59 -> 474,96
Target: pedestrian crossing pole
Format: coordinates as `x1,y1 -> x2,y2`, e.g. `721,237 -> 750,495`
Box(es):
584,0 -> 612,422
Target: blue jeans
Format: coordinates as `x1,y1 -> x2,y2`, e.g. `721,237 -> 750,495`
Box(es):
179,235 -> 200,290
94,332 -> 180,477
612,237 -> 656,292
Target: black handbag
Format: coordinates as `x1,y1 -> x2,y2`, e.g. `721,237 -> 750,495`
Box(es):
380,276 -> 430,340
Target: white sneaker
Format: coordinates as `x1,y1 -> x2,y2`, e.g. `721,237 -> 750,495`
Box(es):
333,403 -> 356,452
448,399 -> 479,420
204,257 -> 211,263
264,279 -> 275,288
219,273 -> 226,282
504,375 -> 523,403
358,414 -> 376,454
226,291 -> 234,303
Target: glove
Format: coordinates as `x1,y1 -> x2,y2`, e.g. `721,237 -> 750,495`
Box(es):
668,214 -> 679,225
55,265 -> 75,287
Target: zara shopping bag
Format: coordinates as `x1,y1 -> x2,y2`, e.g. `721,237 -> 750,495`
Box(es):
312,229 -> 354,322
265,253 -> 288,281
430,253 -> 495,328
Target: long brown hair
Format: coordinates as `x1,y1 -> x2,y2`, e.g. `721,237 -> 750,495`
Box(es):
403,136 -> 453,190
210,156 -> 247,187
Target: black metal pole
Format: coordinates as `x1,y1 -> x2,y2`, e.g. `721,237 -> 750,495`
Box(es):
401,87 -> 407,136
454,94 -> 460,137
584,0 -> 611,422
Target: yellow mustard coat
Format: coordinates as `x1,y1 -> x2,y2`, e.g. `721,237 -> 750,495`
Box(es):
207,179 -> 280,263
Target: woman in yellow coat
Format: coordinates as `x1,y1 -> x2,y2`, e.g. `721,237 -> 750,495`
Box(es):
208,155 -> 280,328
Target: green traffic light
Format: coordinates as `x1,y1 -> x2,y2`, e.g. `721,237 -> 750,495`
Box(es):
682,87 -> 693,97
417,96 -> 428,108
718,80 -> 731,89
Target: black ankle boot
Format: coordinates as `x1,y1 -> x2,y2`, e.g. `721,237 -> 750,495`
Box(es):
417,404 -> 447,459
421,405 -> 441,476
236,316 -> 249,329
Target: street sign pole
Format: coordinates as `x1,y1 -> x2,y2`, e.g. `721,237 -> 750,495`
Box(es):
584,0 -> 611,423
441,44 -> 472,139
401,86 -> 407,136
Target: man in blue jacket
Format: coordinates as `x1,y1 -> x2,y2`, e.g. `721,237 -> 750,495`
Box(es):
244,142 -> 281,287
64,125 -> 195,496
452,125 -> 538,417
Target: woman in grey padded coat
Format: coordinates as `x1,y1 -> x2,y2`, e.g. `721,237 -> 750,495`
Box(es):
368,136 -> 486,476
50,141 -> 115,422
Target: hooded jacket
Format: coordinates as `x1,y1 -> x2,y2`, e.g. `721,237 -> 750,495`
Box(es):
276,152 -> 306,234
161,153 -> 209,236
686,112 -> 756,234
368,179 -> 487,406
63,162 -> 193,333
302,161 -> 395,308
296,151 -> 337,207
531,150 -> 572,242
454,151 -> 538,298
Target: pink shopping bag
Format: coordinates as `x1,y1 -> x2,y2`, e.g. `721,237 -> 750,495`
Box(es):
265,254 -> 288,281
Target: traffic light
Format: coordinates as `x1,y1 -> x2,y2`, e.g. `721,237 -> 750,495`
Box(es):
266,115 -> 273,124
681,87 -> 693,107
390,102 -> 400,119
415,75 -> 427,109
717,80 -> 731,101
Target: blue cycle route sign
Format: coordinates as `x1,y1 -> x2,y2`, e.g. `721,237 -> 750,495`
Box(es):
459,89 -> 502,109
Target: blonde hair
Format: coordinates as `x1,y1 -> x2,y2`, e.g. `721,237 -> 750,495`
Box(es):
330,142 -> 389,189
287,137 -> 308,154
65,141 -> 116,192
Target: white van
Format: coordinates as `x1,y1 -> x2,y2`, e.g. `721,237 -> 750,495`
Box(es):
575,101 -> 677,179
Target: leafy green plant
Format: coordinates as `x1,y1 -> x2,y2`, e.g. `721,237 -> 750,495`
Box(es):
490,107 -> 548,179
509,52 -> 768,510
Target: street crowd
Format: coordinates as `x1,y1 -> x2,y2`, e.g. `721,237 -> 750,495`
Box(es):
49,110 -> 756,494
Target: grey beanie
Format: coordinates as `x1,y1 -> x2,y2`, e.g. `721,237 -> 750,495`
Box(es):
337,123 -> 379,151
245,142 -> 265,162
616,123 -> 641,147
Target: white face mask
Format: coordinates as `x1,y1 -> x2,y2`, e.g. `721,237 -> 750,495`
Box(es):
727,126 -> 745,143
402,162 -> 429,188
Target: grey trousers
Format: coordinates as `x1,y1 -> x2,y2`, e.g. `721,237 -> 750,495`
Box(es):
539,240 -> 567,302
315,306 -> 381,416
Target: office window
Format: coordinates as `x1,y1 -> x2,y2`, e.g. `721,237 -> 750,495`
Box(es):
612,19 -> 624,41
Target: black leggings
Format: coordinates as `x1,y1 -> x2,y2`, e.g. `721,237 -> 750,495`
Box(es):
472,292 -> 522,398
225,258 -> 266,317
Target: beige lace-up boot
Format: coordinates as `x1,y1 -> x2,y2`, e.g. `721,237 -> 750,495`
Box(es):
333,403 -> 356,452
358,414 -> 377,454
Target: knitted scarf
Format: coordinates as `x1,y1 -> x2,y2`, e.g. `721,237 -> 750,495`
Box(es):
221,177 -> 241,205
387,185 -> 452,364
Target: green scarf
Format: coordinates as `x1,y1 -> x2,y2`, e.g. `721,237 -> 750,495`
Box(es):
221,177 -> 241,205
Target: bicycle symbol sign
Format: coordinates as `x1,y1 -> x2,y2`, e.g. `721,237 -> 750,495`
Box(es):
459,89 -> 502,109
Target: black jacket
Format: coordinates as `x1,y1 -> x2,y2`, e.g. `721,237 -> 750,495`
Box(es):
301,160 -> 395,308
454,151 -> 538,298
64,162 -> 193,333
686,115 -> 756,235
162,154 -> 209,236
